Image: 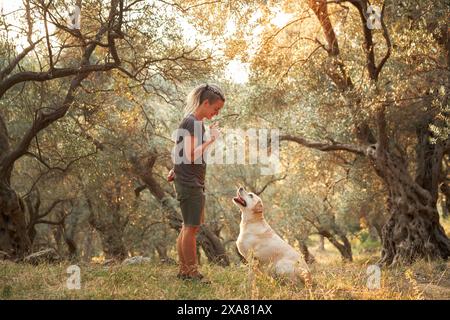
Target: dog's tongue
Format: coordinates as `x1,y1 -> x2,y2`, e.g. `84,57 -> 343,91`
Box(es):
233,196 -> 247,207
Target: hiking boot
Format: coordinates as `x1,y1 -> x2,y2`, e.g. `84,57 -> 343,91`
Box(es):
176,273 -> 189,280
184,272 -> 211,284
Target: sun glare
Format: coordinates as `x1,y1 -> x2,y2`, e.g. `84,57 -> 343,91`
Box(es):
225,59 -> 249,84
270,8 -> 293,28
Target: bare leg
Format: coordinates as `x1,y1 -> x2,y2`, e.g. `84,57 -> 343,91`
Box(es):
182,226 -> 200,275
177,226 -> 188,274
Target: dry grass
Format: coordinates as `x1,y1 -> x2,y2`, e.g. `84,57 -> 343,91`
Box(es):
1,219 -> 449,300
1,254 -> 449,300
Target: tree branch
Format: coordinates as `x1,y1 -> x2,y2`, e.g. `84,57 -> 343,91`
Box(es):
0,2 -> 125,176
255,175 -> 287,195
375,1 -> 392,80
0,63 -> 117,99
307,0 -> 353,89
0,37 -> 45,80
279,134 -> 366,155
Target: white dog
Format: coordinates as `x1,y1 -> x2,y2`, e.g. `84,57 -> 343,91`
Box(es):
233,187 -> 311,284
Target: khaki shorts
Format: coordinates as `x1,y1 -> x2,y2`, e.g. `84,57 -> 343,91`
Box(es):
174,180 -> 205,227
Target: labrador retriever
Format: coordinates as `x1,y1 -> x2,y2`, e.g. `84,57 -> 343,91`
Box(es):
233,187 -> 311,284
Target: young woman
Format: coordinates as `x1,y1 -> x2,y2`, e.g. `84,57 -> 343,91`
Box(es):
168,83 -> 225,283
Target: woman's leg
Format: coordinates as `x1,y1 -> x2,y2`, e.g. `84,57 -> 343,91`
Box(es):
176,226 -> 188,274
182,225 -> 200,275
174,182 -> 206,277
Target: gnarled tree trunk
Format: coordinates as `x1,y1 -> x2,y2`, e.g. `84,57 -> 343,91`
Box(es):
374,111 -> 450,266
88,215 -> 127,261
0,114 -> 30,258
440,181 -> 449,218
297,238 -> 316,265
303,213 -> 353,262
318,235 -> 325,251
380,201 -> 449,265
63,208 -> 80,261
86,189 -> 128,261
155,242 -> 176,264
83,226 -> 96,262
319,228 -> 353,262
0,181 -> 30,258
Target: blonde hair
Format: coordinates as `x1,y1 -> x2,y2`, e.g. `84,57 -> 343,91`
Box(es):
183,83 -> 225,117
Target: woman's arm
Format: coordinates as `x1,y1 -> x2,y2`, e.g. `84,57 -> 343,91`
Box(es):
185,123 -> 220,163
184,136 -> 215,163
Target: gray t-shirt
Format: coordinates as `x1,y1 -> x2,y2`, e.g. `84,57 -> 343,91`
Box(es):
173,114 -> 206,187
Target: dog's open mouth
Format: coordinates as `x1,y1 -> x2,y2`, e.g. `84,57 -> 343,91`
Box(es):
233,195 -> 247,207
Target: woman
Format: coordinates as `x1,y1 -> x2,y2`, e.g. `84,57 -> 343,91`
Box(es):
168,83 -> 225,283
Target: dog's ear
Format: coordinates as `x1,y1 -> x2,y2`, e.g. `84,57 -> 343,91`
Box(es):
253,201 -> 263,214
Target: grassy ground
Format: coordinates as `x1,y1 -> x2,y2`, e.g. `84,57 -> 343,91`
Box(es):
1,220 -> 449,300
1,251 -> 449,300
